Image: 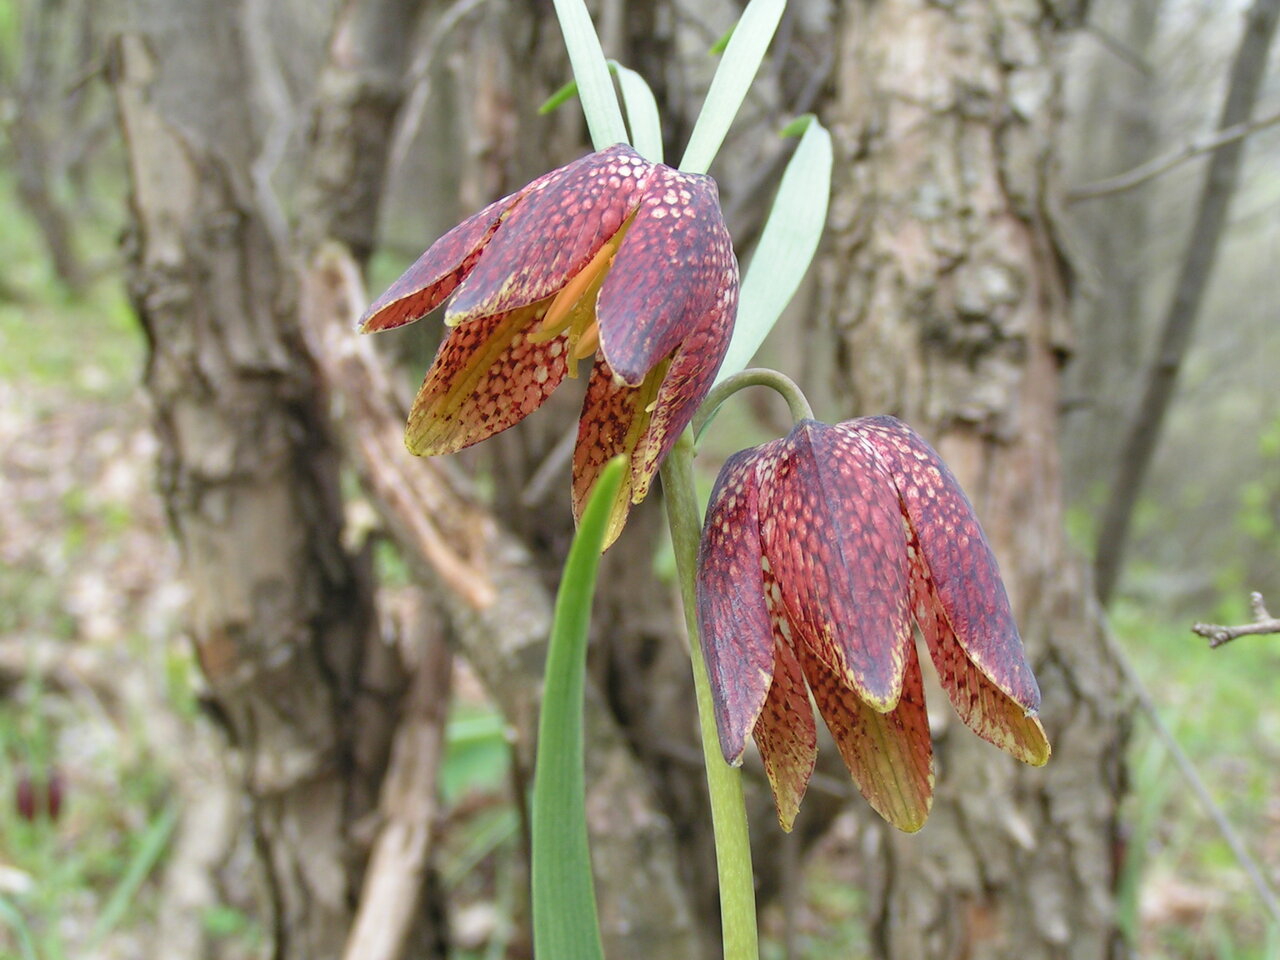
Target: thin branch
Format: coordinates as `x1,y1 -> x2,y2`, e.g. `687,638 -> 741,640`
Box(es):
1093,597 -> 1280,924
1193,591 -> 1280,648
1068,106 -> 1280,202
385,0 -> 491,188
1080,21 -> 1156,77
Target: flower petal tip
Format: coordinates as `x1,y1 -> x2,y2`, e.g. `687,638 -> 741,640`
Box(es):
1020,716 -> 1052,767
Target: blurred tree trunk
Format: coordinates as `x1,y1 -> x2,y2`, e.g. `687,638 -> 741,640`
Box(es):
1092,0 -> 1280,606
1061,0 -> 1163,506
814,2 -> 1130,958
110,2 -> 411,958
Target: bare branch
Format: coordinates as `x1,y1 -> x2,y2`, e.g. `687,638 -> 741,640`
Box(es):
1192,591 -> 1280,648
1081,21 -> 1156,77
1068,106 -> 1280,202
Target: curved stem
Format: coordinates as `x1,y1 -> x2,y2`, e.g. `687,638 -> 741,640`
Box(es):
659,430 -> 759,960
693,367 -> 815,442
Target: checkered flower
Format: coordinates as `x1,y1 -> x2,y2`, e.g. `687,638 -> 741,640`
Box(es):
696,417 -> 1050,832
359,144 -> 737,546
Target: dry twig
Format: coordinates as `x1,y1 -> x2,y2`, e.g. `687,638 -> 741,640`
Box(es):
1068,106 -> 1280,202
1192,591 -> 1280,648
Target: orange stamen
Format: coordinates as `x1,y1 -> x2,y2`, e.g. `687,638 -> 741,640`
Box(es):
532,238 -> 618,341
572,321 -> 601,360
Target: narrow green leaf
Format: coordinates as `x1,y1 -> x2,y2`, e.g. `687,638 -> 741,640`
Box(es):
0,896 -> 37,960
531,456 -> 627,960
714,117 -> 832,386
539,77 -> 581,115
88,804 -> 180,948
709,25 -> 735,56
551,0 -> 629,149
609,60 -> 664,163
778,113 -> 814,138
679,0 -> 785,174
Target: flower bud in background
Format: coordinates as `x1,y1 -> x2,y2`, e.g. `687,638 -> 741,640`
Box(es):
14,765 -> 64,823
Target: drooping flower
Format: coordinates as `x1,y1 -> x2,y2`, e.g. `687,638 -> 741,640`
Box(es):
359,144 -> 738,545
696,416 -> 1050,833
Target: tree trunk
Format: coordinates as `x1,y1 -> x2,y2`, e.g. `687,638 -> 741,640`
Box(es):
110,3 -> 405,957
1061,0 -> 1163,506
815,2 -> 1130,957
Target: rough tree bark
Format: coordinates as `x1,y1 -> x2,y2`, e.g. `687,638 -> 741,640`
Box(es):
815,2 -> 1130,957
110,3 -> 406,957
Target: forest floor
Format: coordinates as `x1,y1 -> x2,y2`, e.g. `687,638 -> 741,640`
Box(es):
1,253 -> 1278,959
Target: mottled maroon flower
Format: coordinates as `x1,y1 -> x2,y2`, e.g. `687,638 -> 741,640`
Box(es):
359,144 -> 738,545
696,416 -> 1050,832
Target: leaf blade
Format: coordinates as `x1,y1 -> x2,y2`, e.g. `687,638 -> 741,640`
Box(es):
531,456 -> 627,960
714,117 -> 832,386
679,0 -> 785,174
609,60 -> 664,163
551,0 -> 628,149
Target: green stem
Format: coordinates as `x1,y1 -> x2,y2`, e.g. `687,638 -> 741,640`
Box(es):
693,367 -> 815,442
659,429 -> 759,960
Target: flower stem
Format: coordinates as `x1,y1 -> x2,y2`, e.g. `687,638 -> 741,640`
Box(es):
693,367 -> 815,442
659,429 -> 759,960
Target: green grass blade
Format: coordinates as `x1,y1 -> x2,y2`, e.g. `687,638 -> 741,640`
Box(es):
0,896 -> 38,960
531,456 -> 626,960
709,25 -> 735,56
551,0 -> 628,149
88,804 -> 179,948
609,60 -> 664,163
714,116 -> 831,386
539,77 -> 581,116
679,0 -> 784,174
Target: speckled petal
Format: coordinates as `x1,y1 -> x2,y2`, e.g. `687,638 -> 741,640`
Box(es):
359,188 -> 528,333
446,145 -> 656,326
597,167 -> 738,386
570,293 -> 732,549
757,421 -> 913,712
695,445 -> 781,765
630,286 -> 735,493
909,553 -> 1050,765
405,302 -> 568,456
856,416 -> 1042,715
797,639 -> 934,833
754,577 -> 818,832
570,356 -> 661,547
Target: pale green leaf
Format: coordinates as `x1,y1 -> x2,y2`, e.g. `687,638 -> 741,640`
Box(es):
551,0 -> 628,148
715,117 -> 832,386
679,0 -> 785,174
609,60 -> 663,163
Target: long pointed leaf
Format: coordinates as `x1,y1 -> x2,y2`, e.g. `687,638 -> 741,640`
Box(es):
551,0 -> 628,149
679,0 -> 785,174
531,456 -> 627,960
610,60 -> 664,163
714,117 -> 831,385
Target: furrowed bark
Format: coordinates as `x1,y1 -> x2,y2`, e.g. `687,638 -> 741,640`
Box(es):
110,4 -> 400,956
